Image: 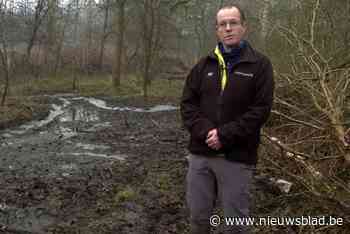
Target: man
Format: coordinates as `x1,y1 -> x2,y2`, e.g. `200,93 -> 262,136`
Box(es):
180,5 -> 274,234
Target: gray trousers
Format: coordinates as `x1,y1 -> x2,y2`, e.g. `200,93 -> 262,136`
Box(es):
186,154 -> 254,234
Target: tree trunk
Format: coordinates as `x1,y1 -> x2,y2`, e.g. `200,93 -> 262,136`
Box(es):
72,0 -> 80,91
46,0 -> 57,74
0,46 -> 10,107
260,0 -> 270,49
142,0 -> 156,100
1,65 -> 9,107
99,0 -> 110,70
53,26 -> 65,76
0,4 -> 10,106
26,0 -> 46,61
85,0 -> 94,75
112,0 -> 126,88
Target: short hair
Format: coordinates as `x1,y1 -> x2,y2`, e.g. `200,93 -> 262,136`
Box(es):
216,5 -> 246,24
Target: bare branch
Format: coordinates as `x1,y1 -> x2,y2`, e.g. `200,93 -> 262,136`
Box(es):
310,0 -> 320,48
271,110 -> 325,131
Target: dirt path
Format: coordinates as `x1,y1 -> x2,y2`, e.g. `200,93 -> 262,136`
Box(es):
0,95 -> 189,234
1,95 -> 348,234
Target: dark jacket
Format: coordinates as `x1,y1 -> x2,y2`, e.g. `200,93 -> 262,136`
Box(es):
180,41 -> 274,165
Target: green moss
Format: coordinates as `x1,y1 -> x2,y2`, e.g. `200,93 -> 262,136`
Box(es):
156,173 -> 172,192
113,186 -> 137,205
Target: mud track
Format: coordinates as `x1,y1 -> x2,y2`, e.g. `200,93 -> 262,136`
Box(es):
1,95 -> 346,234
0,95 -> 190,233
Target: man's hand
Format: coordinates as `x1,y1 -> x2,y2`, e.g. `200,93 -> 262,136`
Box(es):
206,129 -> 222,150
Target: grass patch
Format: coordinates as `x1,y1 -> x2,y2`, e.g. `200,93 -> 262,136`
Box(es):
148,78 -> 184,98
113,186 -> 137,205
6,72 -> 185,99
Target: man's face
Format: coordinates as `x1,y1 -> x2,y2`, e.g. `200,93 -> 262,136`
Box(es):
216,7 -> 246,47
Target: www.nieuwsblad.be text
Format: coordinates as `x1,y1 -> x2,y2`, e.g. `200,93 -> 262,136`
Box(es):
209,215 -> 343,227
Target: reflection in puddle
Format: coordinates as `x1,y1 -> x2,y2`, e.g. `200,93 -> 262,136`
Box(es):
80,97 -> 178,112
70,152 -> 127,161
60,163 -> 78,171
145,105 -> 178,112
76,143 -> 110,150
59,106 -> 99,122
73,97 -> 113,110
86,122 -> 112,132
55,127 -> 78,140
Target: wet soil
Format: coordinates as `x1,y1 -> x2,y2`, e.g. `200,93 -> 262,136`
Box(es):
0,94 -> 348,234
0,94 -> 189,234
0,96 -> 50,130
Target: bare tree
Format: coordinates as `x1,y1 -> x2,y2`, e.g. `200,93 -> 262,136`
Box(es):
259,0 -> 271,50
256,1 -> 350,225
46,0 -> 58,74
0,0 -> 12,106
71,0 -> 81,90
82,0 -> 96,75
98,0 -> 112,70
25,0 -> 47,63
112,0 -> 126,88
140,0 -> 165,99
275,0 -> 350,163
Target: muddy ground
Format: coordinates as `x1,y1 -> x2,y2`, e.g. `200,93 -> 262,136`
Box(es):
0,94 -> 348,234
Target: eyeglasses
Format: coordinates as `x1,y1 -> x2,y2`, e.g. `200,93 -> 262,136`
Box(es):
217,20 -> 241,29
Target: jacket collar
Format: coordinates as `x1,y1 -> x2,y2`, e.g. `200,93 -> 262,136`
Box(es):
208,40 -> 258,64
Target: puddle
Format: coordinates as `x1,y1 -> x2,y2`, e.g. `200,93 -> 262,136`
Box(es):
78,97 -> 178,113
69,152 -> 127,161
59,106 -> 100,122
76,143 -> 110,151
2,96 -> 178,139
1,95 -> 172,163
9,104 -> 64,135
55,127 -> 78,140
144,104 -> 178,112
60,163 -> 79,171
86,122 -> 112,132
7,98 -> 70,135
